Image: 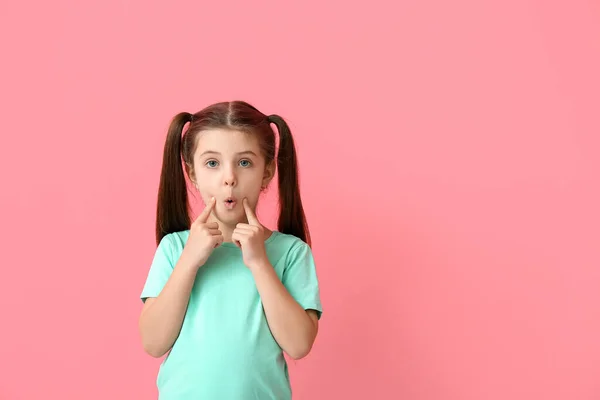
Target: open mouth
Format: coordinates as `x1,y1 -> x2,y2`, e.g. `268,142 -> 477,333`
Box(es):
224,197 -> 237,209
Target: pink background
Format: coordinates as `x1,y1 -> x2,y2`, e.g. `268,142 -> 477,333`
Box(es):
1,1 -> 599,399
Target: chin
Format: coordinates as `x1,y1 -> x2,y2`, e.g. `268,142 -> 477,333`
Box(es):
214,208 -> 243,226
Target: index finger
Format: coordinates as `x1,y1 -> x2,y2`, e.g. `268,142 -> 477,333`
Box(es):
243,198 -> 260,226
196,197 -> 215,224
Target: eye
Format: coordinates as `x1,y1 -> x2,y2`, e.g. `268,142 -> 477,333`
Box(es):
239,159 -> 252,167
206,160 -> 219,168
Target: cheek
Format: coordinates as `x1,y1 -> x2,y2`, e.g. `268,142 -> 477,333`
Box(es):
195,172 -> 216,201
245,175 -> 264,194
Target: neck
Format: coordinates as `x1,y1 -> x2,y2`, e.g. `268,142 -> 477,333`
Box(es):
206,215 -> 236,242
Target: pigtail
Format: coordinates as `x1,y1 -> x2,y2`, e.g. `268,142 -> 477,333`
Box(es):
155,112 -> 194,245
268,114 -> 311,247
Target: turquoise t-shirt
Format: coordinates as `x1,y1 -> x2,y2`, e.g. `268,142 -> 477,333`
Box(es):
140,230 -> 323,400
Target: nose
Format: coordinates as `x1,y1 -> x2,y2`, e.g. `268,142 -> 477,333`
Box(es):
223,166 -> 237,187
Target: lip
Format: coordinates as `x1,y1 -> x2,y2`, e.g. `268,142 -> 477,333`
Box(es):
223,196 -> 238,210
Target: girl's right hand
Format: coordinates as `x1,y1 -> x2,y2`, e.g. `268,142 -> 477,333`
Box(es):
181,197 -> 223,270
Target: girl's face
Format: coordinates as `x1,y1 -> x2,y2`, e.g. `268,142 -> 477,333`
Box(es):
191,128 -> 274,227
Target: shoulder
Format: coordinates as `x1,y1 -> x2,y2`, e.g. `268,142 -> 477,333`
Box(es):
266,231 -> 313,265
267,231 -> 310,253
156,230 -> 190,257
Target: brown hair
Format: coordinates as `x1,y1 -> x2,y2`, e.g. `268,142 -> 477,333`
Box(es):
155,100 -> 311,247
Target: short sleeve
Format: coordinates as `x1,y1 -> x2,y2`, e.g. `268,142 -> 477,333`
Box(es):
140,234 -> 176,302
282,242 -> 323,319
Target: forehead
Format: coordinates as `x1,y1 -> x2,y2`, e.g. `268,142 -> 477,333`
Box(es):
195,128 -> 260,154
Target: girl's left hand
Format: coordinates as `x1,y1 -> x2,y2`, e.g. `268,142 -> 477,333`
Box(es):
233,198 -> 269,270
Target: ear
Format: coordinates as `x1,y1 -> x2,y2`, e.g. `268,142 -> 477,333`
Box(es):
185,162 -> 197,187
262,159 -> 276,187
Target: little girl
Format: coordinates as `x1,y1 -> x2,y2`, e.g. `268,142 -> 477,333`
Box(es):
139,100 -> 323,399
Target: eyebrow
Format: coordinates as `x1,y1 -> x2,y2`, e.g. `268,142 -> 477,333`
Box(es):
199,150 -> 258,157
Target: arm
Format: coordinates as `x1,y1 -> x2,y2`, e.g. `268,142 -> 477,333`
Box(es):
251,262 -> 319,360
138,256 -> 198,358
139,199 -> 222,358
